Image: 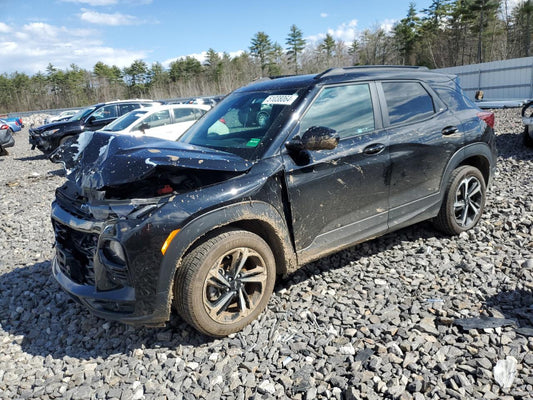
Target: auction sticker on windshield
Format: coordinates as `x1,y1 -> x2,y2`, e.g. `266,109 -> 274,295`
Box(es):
263,94 -> 298,105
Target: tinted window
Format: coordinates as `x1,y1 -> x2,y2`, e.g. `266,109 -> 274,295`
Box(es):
382,82 -> 434,125
119,103 -> 139,115
300,84 -> 374,138
92,104 -> 117,121
433,86 -> 474,111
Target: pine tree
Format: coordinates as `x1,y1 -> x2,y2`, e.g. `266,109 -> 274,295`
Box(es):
286,25 -> 306,73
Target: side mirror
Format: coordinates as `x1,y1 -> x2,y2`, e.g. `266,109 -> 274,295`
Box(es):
86,115 -> 96,125
286,126 -> 339,152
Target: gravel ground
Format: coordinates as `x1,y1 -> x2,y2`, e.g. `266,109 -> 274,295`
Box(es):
0,109 -> 532,400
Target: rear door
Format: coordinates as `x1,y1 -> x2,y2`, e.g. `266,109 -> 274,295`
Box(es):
282,82 -> 390,260
379,80 -> 464,229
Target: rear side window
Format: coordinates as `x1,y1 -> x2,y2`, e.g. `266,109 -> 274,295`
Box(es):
173,108 -> 198,123
382,82 -> 435,125
300,83 -> 375,139
119,103 -> 139,115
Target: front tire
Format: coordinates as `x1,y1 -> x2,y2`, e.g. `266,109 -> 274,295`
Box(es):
434,166 -> 486,235
173,229 -> 276,337
523,126 -> 533,148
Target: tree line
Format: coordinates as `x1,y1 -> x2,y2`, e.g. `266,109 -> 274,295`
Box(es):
0,0 -> 531,113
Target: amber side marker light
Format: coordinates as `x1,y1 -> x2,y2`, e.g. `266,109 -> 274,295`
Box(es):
161,229 -> 180,255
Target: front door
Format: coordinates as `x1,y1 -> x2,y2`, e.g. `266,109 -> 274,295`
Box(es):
282,82 -> 390,262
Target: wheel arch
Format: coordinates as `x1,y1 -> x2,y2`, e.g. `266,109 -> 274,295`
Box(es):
441,142 -> 495,193
157,200 -> 297,305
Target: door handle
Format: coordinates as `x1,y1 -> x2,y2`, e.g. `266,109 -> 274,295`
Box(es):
363,143 -> 385,155
442,126 -> 459,135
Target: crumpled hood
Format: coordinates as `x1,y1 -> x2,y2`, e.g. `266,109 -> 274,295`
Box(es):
55,131 -> 252,190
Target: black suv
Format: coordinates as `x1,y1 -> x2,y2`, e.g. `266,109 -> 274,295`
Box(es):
50,66 -> 496,337
29,99 -> 160,154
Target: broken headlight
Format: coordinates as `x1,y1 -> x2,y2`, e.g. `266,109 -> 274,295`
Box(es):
102,239 -> 126,266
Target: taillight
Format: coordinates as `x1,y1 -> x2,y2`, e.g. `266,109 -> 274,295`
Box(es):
0,124 -> 9,130
477,111 -> 495,129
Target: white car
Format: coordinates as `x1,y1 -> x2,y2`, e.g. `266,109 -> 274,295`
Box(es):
100,104 -> 210,140
44,110 -> 78,124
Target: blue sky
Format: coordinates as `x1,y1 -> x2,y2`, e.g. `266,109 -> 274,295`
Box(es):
1,0 -> 439,75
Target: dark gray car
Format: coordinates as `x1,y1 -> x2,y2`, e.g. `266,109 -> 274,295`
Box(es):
50,66 -> 497,337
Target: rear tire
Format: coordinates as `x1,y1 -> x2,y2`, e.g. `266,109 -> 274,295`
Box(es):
173,229 -> 276,337
433,166 -> 486,235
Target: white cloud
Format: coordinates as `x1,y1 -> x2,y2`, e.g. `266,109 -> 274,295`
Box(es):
380,18 -> 396,33
320,13 -> 328,18
307,19 -> 358,44
80,9 -> 143,25
162,50 -> 244,68
0,23 -> 10,33
0,22 -> 147,74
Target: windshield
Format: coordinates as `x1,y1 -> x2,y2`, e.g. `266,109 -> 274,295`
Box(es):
70,106 -> 96,121
103,109 -> 149,131
180,88 -> 303,160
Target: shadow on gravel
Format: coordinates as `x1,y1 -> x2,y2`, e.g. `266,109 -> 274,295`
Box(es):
485,289 -> 533,335
278,220 -> 444,291
15,154 -> 48,161
495,132 -> 533,161
47,168 -> 66,177
0,261 -> 211,360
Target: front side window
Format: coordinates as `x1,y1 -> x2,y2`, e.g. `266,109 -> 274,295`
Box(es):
134,110 -> 171,130
92,104 -> 117,121
382,81 -> 435,125
180,88 -> 304,160
300,84 -> 375,139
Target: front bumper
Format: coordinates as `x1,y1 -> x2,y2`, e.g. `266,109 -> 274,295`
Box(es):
28,129 -> 52,152
52,256 -> 169,326
51,202 -> 170,326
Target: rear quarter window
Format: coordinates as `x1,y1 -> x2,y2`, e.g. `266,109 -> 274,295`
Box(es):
382,81 -> 435,125
433,86 -> 475,111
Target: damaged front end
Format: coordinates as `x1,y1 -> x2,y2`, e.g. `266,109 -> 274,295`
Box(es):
51,132 -> 251,325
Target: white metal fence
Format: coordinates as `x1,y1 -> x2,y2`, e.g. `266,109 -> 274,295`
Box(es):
436,57 -> 533,101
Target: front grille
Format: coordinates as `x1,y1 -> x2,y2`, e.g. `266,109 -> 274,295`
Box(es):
53,220 -> 98,285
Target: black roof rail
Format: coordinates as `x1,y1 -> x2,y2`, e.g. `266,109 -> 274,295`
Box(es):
314,65 -> 430,80
269,74 -> 297,80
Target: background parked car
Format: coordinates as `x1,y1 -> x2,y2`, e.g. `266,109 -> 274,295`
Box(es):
521,100 -> 533,147
3,117 -> 22,132
29,99 -> 161,154
100,104 -> 210,140
0,120 -> 15,155
44,110 -> 78,125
